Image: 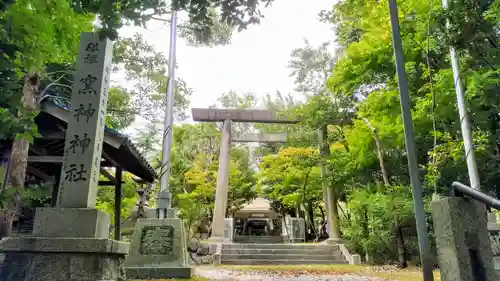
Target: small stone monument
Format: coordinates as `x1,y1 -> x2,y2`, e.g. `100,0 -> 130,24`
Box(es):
125,218 -> 192,279
432,197 -> 499,281
224,218 -> 234,242
284,216 -> 305,243
0,32 -> 128,281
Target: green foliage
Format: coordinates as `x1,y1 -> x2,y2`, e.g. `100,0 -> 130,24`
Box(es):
258,147 -> 321,213
343,184 -> 416,263
163,124 -> 257,236
70,0 -> 274,42
308,0 -> 500,265
105,88 -> 135,130
1,0 -> 93,72
21,183 -> 52,207
96,172 -> 139,224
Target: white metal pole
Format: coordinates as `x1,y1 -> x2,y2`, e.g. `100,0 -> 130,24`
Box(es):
442,0 -> 481,191
158,9 -> 178,218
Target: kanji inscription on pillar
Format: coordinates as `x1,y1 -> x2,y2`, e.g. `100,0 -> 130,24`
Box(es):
58,32 -> 113,208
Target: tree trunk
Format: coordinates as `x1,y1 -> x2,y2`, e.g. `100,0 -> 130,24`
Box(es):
0,73 -> 39,239
318,205 -> 327,239
395,224 -> 407,268
362,207 -> 370,262
362,118 -> 389,186
317,126 -> 330,221
306,201 -> 317,240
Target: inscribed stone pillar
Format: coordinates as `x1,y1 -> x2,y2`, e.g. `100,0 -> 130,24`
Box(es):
210,119 -> 232,240
57,32 -> 112,208
432,197 -> 498,281
0,32 -> 128,281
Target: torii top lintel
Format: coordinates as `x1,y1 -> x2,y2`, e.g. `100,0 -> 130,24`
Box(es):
191,108 -> 299,124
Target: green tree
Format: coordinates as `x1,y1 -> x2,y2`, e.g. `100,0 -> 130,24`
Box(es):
317,0 -> 500,266
96,172 -> 141,236
165,123 -> 256,236
257,147 -> 323,239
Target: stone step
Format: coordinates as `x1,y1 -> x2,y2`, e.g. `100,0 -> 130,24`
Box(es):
222,243 -> 339,251
234,236 -> 283,242
222,248 -> 339,255
220,259 -> 348,265
221,253 -> 344,261
234,238 -> 283,241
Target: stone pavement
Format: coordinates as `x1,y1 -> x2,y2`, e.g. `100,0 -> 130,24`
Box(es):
196,268 -> 385,281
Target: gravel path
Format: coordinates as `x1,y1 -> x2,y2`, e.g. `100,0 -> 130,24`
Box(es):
195,268 -> 386,281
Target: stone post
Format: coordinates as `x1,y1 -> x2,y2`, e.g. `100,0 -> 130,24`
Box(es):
432,197 -> 498,281
210,119 -> 232,240
325,186 -> 342,243
125,132 -> 195,280
318,125 -> 342,244
224,218 -> 234,242
56,34 -> 111,208
487,212 -> 500,270
0,32 -> 129,281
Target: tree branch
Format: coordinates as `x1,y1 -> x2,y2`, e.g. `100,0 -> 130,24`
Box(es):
38,74 -> 72,103
150,16 -> 198,32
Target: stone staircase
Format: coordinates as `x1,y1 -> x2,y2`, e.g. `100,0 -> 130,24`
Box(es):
221,243 -> 348,265
233,235 -> 284,244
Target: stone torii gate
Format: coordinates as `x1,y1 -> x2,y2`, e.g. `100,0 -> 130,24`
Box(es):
191,108 -> 297,240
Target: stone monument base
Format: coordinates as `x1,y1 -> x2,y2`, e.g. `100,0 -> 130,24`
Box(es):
324,237 -> 343,244
125,218 -> 193,279
208,236 -> 231,243
0,237 -> 128,281
146,208 -> 178,219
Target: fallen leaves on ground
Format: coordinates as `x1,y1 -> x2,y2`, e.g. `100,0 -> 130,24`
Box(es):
132,277 -> 210,281
214,264 -> 441,281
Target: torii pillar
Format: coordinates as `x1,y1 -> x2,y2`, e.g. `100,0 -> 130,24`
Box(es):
191,108 -> 296,240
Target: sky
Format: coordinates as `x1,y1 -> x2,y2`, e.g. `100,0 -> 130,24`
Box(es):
121,0 -> 336,135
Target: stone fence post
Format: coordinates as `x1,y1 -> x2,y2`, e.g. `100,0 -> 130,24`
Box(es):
432,197 -> 498,281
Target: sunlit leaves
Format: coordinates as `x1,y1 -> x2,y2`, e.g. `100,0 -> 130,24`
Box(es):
258,147 -> 321,209
1,0 -> 93,72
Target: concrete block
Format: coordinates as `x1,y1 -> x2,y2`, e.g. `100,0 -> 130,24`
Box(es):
32,207 -> 110,238
125,218 -> 193,279
145,208 -> 177,219
166,208 -> 178,218
351,254 -> 362,264
432,197 -> 498,281
224,218 -> 234,242
156,191 -> 171,209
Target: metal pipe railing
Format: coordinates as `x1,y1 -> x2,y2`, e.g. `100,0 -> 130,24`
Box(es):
452,182 -> 500,210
